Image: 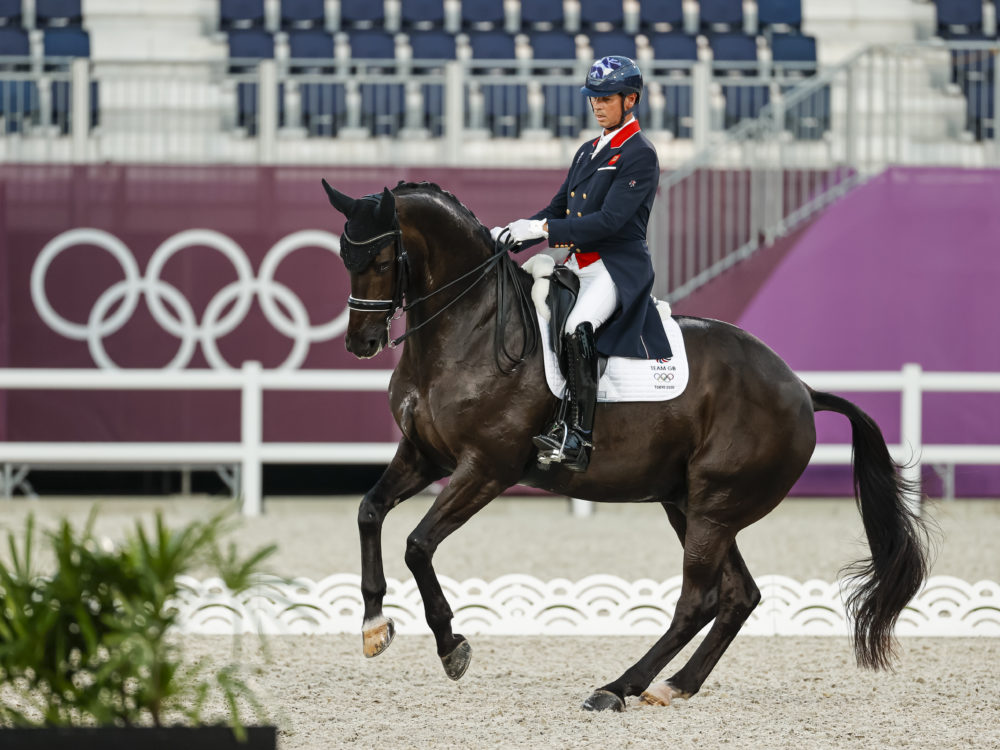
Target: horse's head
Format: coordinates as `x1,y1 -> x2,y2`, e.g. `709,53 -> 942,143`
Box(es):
323,179 -> 402,358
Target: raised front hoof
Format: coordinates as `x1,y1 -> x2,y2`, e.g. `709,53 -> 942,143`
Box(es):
362,616 -> 395,658
441,638 -> 472,681
581,689 -> 625,712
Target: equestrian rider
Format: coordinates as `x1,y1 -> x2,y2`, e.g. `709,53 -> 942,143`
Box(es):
492,55 -> 672,473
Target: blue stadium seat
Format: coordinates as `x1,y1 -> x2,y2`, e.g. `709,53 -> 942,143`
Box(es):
409,30 -> 456,135
288,28 -> 343,135
340,0 -> 385,29
700,0 -> 743,32
521,0 -> 564,30
469,31 -> 523,137
934,0 -> 984,37
347,29 -> 403,135
281,0 -> 325,29
461,0 -> 505,29
589,30 -> 636,60
639,0 -> 683,31
579,0 -> 624,30
220,0 -> 265,30
43,28 -> 96,131
648,33 -> 698,137
528,29 -> 576,60
757,0 -> 802,33
288,28 -> 334,61
965,78 -> 994,140
0,0 -> 23,27
401,0 -> 445,30
771,34 -> 826,138
36,0 -> 81,27
528,30 -> 585,137
0,25 -> 29,56
709,33 -> 768,127
227,30 -> 280,135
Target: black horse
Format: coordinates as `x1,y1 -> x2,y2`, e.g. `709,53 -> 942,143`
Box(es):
322,179 -> 930,712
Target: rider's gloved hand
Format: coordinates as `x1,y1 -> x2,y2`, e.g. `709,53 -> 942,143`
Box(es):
505,219 -> 548,243
490,226 -> 506,242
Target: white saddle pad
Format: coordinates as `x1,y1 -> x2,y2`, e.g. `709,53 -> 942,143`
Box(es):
538,300 -> 689,402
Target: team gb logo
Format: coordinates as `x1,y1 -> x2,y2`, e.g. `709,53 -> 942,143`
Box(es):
590,56 -> 621,80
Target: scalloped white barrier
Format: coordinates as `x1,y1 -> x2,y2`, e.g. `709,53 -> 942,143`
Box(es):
172,574 -> 1000,637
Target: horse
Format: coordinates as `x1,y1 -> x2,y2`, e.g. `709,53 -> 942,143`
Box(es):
321,179 -> 930,712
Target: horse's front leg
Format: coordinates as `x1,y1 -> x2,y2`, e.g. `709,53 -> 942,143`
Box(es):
360,437 -> 445,658
403,463 -> 506,680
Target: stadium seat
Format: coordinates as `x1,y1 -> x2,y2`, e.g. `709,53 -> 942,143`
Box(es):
700,0 -> 743,32
401,0 -> 445,30
965,78 -> 994,140
219,0 -> 265,30
528,29 -> 577,60
340,0 -> 385,29
579,0 -> 624,30
288,28 -> 334,61
227,29 -> 279,135
709,33 -> 768,127
347,29 -> 403,135
469,30 -> 523,137
409,30 -> 456,135
35,0 -> 81,27
639,0 -> 684,31
528,30 -> 585,137
521,0 -> 564,30
589,30 -> 637,60
288,28 -> 342,135
0,25 -> 29,56
0,0 -> 23,27
461,0 -> 505,29
43,27 -> 96,131
281,0 -> 325,30
934,0 -> 984,37
648,33 -> 698,137
757,0 -> 802,33
771,34 -> 826,138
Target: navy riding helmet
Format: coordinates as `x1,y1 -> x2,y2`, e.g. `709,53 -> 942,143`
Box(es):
580,55 -> 643,104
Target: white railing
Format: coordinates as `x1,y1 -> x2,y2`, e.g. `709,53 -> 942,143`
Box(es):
2,362 -> 999,515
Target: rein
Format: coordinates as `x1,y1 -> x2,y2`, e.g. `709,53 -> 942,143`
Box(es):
344,223 -> 537,373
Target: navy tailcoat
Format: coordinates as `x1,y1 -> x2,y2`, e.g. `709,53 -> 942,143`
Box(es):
528,120 -> 672,360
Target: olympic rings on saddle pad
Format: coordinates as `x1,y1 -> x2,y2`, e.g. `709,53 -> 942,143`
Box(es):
31,227 -> 347,371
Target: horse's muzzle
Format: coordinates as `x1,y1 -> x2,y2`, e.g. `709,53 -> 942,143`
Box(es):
345,320 -> 387,359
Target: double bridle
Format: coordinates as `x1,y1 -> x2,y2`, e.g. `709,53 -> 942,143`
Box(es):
340,213 -> 537,372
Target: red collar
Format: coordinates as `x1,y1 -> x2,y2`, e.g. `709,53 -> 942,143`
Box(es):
609,119 -> 641,148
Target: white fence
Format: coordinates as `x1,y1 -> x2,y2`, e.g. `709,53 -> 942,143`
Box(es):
2,362 -> 1000,515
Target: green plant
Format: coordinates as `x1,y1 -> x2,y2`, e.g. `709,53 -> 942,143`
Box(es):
0,508 -> 277,737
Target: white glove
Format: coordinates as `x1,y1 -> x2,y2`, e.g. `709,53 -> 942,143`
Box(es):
522,254 -> 556,322
490,226 -> 506,241
521,253 -> 555,279
505,218 -> 548,243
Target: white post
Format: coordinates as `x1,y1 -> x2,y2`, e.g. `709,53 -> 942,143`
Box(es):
570,498 -> 594,517
241,360 -> 264,517
70,58 -> 90,163
257,60 -> 278,164
444,61 -> 463,167
900,362 -> 923,515
691,61 -> 710,151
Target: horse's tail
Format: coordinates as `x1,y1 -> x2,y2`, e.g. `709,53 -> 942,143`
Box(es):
810,388 -> 932,671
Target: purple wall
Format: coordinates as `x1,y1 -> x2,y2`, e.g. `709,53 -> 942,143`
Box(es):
730,167 -> 1000,496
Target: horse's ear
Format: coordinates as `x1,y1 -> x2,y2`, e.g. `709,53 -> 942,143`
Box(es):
376,186 -> 395,225
322,179 -> 357,216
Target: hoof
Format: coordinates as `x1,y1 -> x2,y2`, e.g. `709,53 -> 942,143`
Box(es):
441,639 -> 472,681
362,616 -> 395,658
639,681 -> 685,707
581,689 -> 625,712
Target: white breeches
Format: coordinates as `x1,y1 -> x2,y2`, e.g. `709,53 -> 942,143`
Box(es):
563,256 -> 618,335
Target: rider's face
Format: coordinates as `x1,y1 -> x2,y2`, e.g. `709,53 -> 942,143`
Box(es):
589,93 -> 636,131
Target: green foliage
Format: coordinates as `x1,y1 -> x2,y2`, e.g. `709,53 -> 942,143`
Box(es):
0,508 -> 277,734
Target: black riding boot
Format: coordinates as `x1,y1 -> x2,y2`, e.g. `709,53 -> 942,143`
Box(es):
532,322 -> 599,472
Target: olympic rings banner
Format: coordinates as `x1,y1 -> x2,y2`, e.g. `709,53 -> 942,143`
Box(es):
0,164 -> 562,443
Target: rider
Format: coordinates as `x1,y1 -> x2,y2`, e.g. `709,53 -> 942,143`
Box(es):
493,55 -> 672,473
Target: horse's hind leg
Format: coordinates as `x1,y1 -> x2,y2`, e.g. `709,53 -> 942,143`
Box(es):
641,539 -> 760,706
583,513 -> 736,712
359,437 -> 445,658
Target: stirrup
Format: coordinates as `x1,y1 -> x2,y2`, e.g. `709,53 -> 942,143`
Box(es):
533,422 -> 569,465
